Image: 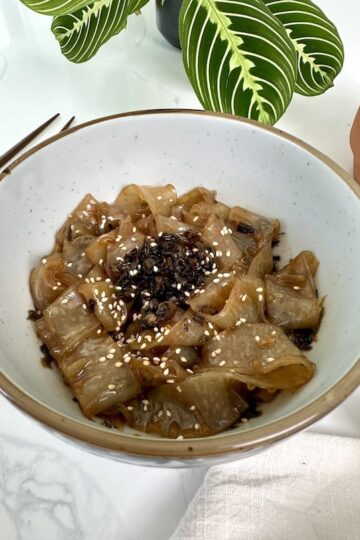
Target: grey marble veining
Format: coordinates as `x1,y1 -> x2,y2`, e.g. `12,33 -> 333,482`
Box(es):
0,395 -> 207,540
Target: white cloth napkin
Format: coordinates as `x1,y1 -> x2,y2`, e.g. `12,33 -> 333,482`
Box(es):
172,432 -> 360,540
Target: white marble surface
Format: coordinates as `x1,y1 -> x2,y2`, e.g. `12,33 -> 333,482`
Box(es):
0,1 -> 359,539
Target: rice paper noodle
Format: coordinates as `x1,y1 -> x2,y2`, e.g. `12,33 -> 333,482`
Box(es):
85,229 -> 118,266
95,202 -> 128,234
60,336 -> 141,417
188,272 -> 235,314
228,206 -> 280,244
265,251 -> 321,329
132,310 -> 213,350
64,194 -> 100,236
155,215 -> 195,235
62,235 -> 93,278
129,356 -> 188,387
166,345 -> 201,369
183,201 -> 230,229
30,254 -> 75,311
201,215 -> 242,269
121,371 -> 247,438
176,187 -> 214,210
204,276 -> 266,329
136,214 -> 157,236
79,280 -> 127,332
247,241 -> 273,278
201,323 -> 315,390
116,184 -> 177,218
43,286 -> 100,355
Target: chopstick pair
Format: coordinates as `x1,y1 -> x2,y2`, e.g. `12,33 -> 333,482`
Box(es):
0,114 -> 76,174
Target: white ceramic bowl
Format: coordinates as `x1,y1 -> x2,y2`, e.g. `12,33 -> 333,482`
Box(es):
0,110 -> 359,467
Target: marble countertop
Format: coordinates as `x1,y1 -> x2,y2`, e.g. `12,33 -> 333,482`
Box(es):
0,1 -> 359,538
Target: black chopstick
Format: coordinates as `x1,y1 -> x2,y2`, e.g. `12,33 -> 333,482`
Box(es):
0,113 -> 60,168
60,116 -> 76,132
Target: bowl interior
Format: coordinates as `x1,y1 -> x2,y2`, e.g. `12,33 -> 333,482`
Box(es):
0,112 -> 359,443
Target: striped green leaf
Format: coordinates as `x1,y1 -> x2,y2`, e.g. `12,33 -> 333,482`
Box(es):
263,0 -> 344,96
20,0 -> 93,16
51,0 -> 149,63
179,0 -> 297,125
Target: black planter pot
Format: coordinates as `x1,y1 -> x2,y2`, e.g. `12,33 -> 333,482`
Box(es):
156,0 -> 182,50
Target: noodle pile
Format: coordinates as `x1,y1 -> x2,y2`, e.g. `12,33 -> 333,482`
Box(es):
29,185 -> 322,438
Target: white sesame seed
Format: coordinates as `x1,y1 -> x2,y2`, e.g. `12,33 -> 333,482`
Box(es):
258,294 -> 263,302
219,360 -> 226,367
157,195 -> 162,200
97,328 -> 102,334
240,417 -> 248,423
61,298 -> 69,305
82,304 -> 87,310
241,294 -> 247,302
115,362 -> 123,367
108,384 -> 115,390
41,258 -> 47,264
99,356 -> 106,362
226,250 -> 231,257
175,348 -> 181,354
127,406 -> 133,411
240,318 -> 247,323
180,357 -> 187,363
77,274 -> 83,279
194,423 -> 200,430
267,357 -> 275,362
271,330 -> 277,335
153,266 -> 159,272
255,335 -> 261,342
190,405 -> 196,411
293,286 -> 301,290
166,409 -> 172,417
163,368 -> 170,376
193,216 -> 199,222
176,386 -> 182,393
177,435 -> 184,440
166,379 -> 175,384
256,287 -> 263,292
